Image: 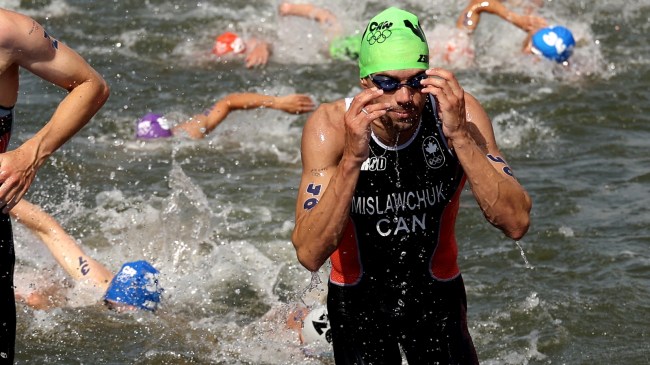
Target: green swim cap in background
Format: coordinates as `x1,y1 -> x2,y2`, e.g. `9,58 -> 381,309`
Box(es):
329,34 -> 362,61
358,7 -> 429,78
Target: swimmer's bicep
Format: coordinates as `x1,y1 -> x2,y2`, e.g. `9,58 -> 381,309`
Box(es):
296,101 -> 345,213
296,167 -> 332,213
466,96 -> 519,179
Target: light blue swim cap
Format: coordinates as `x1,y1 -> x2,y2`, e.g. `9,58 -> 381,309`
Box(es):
104,260 -> 162,311
531,26 -> 575,63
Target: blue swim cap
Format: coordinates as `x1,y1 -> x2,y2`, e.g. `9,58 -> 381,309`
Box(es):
136,112 -> 172,139
531,26 -> 575,63
104,260 -> 162,311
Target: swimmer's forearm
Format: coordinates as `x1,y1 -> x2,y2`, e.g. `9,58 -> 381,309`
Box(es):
279,3 -> 333,22
279,3 -> 318,18
451,134 -> 531,240
223,93 -> 306,112
23,75 -> 109,164
292,157 -> 361,271
223,93 -> 277,110
483,1 -> 536,32
11,200 -> 113,286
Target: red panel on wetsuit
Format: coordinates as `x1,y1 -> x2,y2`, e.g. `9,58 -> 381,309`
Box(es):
330,220 -> 362,285
429,175 -> 466,280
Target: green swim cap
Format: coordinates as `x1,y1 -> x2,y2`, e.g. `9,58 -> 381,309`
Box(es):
358,7 -> 429,78
329,34 -> 362,61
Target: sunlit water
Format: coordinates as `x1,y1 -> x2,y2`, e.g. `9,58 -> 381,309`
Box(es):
3,0 -> 649,363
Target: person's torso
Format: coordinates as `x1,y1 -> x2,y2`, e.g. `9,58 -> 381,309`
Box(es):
0,105 -> 13,153
0,10 -> 22,107
330,95 -> 466,287
0,61 -> 19,107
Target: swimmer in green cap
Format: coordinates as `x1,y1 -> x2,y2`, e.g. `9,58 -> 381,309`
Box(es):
292,6 -> 531,364
357,7 -> 430,78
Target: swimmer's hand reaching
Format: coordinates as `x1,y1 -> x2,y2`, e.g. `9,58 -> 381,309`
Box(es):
273,94 -> 317,114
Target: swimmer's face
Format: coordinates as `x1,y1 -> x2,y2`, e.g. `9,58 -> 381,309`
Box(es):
360,68 -> 427,130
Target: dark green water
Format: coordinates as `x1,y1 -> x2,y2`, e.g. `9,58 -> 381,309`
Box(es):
5,0 -> 649,364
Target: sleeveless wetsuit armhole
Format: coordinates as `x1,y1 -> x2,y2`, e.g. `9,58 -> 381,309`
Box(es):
0,105 -> 14,116
0,105 -> 14,153
344,97 -> 353,111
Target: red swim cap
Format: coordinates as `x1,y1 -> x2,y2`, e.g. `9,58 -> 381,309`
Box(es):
212,32 -> 246,56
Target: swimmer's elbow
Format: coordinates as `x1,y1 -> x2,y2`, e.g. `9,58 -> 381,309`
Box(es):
296,252 -> 324,273
499,200 -> 532,241
293,245 -> 325,272
79,75 -> 110,107
97,80 -> 110,104
291,232 -> 328,272
503,218 -> 530,241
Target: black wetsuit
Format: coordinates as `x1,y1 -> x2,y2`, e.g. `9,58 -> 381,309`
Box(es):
0,106 -> 15,364
328,96 -> 478,365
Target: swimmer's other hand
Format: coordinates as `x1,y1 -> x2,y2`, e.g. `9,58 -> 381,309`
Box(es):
275,94 -> 316,114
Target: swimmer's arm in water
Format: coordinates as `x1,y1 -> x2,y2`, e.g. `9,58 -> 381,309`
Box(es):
10,200 -> 113,290
278,2 -> 343,39
456,0 -> 546,34
505,11 -> 547,33
521,31 -> 535,54
279,2 -> 338,27
456,0 -> 489,32
244,37 -> 271,68
172,93 -> 315,139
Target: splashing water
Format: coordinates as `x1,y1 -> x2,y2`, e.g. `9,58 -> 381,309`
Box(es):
295,271 -> 328,308
515,241 -> 534,270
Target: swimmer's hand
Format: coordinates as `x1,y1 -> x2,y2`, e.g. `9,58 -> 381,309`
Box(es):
421,68 -> 468,144
274,94 -> 316,114
245,39 -> 270,68
0,147 -> 40,213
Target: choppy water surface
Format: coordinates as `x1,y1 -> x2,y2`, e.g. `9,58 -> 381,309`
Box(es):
4,0 -> 650,364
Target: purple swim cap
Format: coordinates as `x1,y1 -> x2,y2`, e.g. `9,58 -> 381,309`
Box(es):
136,112 -> 172,139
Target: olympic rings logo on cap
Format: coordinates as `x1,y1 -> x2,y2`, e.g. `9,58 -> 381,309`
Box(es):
366,21 -> 393,45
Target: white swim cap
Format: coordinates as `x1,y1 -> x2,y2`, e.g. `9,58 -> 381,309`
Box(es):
301,305 -> 331,345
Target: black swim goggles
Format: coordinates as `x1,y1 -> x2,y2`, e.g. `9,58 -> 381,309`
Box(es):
370,72 -> 428,92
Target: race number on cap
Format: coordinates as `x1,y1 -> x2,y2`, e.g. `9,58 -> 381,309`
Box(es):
301,305 -> 331,345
